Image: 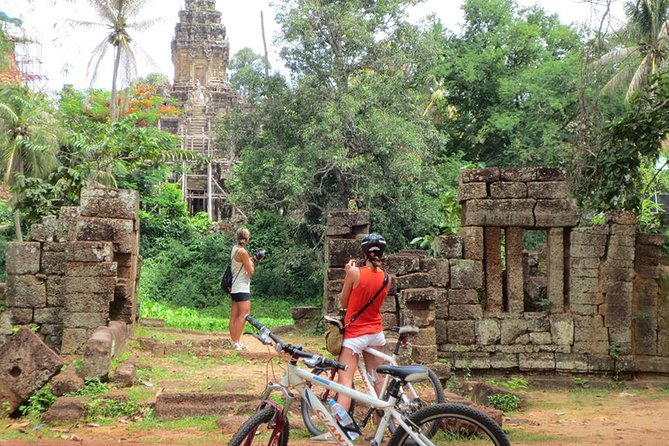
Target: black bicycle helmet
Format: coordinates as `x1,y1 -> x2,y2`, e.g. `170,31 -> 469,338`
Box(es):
361,233 -> 387,257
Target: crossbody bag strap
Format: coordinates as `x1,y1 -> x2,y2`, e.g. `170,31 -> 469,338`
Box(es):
343,272 -> 389,330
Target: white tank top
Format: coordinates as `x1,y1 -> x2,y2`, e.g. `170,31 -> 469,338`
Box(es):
230,245 -> 251,294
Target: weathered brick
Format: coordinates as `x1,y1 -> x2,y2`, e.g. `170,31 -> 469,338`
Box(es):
66,241 -> 113,263
7,275 -> 46,308
400,288 -> 437,303
460,168 -> 500,184
385,255 -> 421,276
459,226 -> 484,260
63,312 -> 109,329
534,199 -> 579,228
449,304 -> 483,320
476,319 -> 500,345
462,199 -> 535,227
458,182 -> 488,202
420,258 -> 449,287
395,273 -> 430,290
446,320 -> 476,345
527,181 -> 567,199
500,319 -> 529,344
605,210 -> 636,225
519,352 -> 555,370
490,182 -> 527,199
433,236 -> 463,259
448,289 -> 481,305
536,167 -> 565,181
5,242 -> 41,275
450,259 -> 483,289
79,187 -> 139,220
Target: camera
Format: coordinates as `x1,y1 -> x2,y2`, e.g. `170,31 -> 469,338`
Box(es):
253,249 -> 267,262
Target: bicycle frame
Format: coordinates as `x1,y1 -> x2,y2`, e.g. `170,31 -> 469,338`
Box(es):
260,361 -> 434,446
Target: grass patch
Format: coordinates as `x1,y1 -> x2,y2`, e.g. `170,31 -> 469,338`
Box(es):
506,428 -> 570,443
139,298 -> 294,332
130,414 -> 220,432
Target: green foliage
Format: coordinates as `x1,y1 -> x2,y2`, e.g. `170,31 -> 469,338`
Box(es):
608,343 -> 621,360
19,384 -> 57,417
139,298 -> 293,331
433,0 -> 584,166
86,398 -> 140,420
573,70 -> 669,212
67,378 -> 109,397
223,0 -> 453,249
488,377 -> 529,392
488,393 -> 521,412
138,232 -> 231,308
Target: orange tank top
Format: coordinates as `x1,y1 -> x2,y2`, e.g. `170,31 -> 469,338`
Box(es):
343,267 -> 388,339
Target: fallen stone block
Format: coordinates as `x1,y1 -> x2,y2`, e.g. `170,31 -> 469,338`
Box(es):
43,396 -> 90,424
50,368 -> 85,397
111,362 -> 136,388
80,327 -> 114,380
155,392 -> 257,419
0,326 -> 63,413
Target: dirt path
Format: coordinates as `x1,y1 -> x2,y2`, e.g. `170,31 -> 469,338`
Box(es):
1,328 -> 668,445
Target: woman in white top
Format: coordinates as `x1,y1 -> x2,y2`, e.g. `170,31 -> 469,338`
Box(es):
229,227 -> 255,350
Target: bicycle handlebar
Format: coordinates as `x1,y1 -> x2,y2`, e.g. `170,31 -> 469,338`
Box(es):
244,314 -> 348,371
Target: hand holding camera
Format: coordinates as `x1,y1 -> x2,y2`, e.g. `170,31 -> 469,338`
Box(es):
252,249 -> 267,262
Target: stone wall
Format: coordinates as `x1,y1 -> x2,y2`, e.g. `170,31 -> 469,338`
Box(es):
1,187 -> 141,354
324,168 -> 669,374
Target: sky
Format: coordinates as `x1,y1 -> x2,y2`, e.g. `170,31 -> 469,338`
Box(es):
2,0 -> 627,93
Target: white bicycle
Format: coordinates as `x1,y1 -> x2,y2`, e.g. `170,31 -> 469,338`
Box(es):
228,315 -> 510,446
300,323 -> 445,437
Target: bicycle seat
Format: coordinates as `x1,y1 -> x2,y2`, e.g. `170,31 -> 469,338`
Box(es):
375,365 -> 428,383
388,325 -> 420,335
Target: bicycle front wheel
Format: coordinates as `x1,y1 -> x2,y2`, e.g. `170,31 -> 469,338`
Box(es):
387,403 -> 509,446
228,406 -> 289,446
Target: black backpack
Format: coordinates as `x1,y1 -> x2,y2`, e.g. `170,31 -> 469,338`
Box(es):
220,264 -> 243,294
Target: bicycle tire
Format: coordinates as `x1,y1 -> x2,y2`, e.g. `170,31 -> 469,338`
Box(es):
387,403 -> 510,446
300,367 -> 357,437
228,406 -> 289,446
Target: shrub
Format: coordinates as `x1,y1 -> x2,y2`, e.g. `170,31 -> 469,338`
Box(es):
488,393 -> 521,413
19,384 -> 57,417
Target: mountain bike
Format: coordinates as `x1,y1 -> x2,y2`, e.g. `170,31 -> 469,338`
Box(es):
300,324 -> 445,437
228,315 -> 510,446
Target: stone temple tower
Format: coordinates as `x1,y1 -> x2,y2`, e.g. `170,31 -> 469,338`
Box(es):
162,0 -> 244,220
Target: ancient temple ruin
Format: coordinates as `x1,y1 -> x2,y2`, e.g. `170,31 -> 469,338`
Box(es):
0,187 -> 141,355
325,167 -> 669,375
160,0 -> 244,220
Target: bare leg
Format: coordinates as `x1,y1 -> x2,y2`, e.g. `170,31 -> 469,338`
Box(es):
336,346 -> 359,411
362,346 -> 385,398
230,300 -> 251,343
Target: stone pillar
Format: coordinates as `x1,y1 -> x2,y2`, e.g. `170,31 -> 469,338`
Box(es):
547,228 -> 565,313
484,227 -> 503,313
603,212 -> 636,355
323,211 -> 369,314
505,227 -> 524,314
633,233 -> 664,355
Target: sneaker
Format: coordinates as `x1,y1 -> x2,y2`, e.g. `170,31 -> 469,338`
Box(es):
310,432 -> 334,442
233,342 -> 247,351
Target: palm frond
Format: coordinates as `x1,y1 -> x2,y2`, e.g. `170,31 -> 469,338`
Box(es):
626,54 -> 654,101
87,38 -> 111,86
602,63 -> 637,94
594,46 -> 638,67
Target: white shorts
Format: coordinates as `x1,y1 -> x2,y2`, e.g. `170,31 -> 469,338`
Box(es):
342,332 -> 386,355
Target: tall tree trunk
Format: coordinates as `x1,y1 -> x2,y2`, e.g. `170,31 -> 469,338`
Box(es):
110,45 -> 122,122
261,11 -> 270,79
13,207 -> 22,241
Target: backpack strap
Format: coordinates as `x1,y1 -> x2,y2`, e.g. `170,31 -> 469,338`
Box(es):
231,246 -> 245,287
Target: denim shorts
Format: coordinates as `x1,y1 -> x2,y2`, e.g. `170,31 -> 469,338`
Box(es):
230,292 -> 251,302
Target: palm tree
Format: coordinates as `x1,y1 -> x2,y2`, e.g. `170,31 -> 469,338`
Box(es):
0,85 -> 60,240
597,0 -> 669,102
73,0 -> 158,121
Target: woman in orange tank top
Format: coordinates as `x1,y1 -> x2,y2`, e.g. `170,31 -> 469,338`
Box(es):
336,233 -> 391,411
